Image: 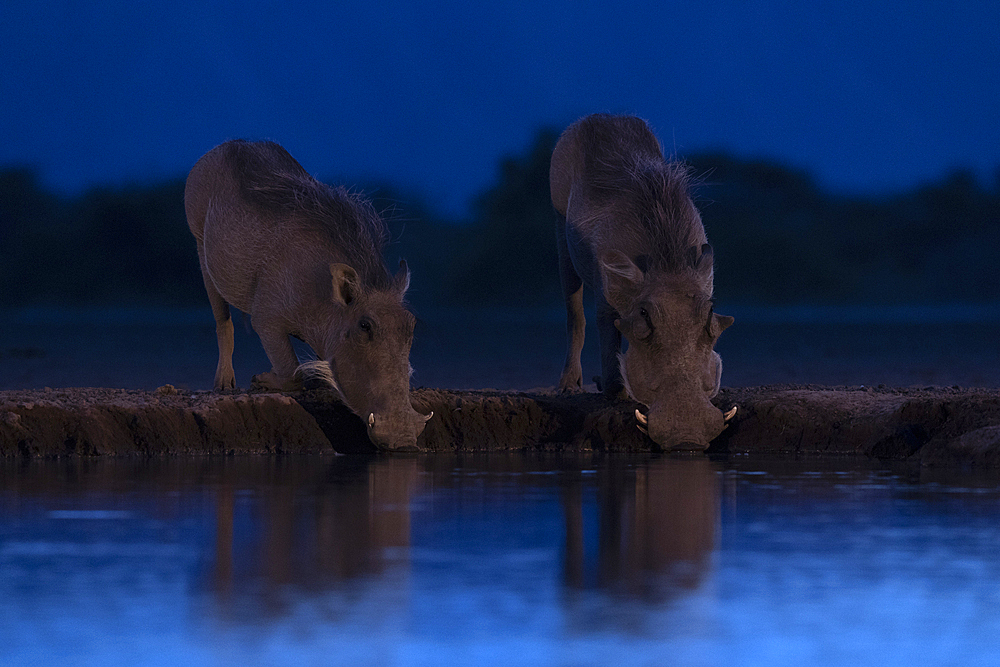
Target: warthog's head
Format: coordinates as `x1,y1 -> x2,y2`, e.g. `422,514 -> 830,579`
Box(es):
321,260 -> 430,450
601,245 -> 734,452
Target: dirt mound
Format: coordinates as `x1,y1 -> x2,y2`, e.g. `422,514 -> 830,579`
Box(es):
716,385 -> 1000,466
2,384 -> 1000,466
0,387 -> 331,457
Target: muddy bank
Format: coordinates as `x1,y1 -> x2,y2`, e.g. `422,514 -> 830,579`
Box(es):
1,384 -> 1000,466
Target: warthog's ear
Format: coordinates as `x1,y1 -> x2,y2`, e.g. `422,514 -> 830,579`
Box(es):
330,263 -> 360,306
393,259 -> 411,295
688,244 -> 713,272
708,312 -> 734,339
600,250 -> 643,312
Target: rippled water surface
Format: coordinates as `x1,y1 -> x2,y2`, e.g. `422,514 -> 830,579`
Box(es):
2,455 -> 1000,666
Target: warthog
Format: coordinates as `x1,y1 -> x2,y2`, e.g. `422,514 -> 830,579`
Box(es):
550,114 -> 736,451
184,139 -> 430,450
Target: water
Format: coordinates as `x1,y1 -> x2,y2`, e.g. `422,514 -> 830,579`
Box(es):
2,454 -> 1000,666
3,305 -> 1000,664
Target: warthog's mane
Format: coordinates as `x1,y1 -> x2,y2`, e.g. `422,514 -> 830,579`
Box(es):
573,115 -> 706,277
589,157 -> 704,276
227,140 -> 392,289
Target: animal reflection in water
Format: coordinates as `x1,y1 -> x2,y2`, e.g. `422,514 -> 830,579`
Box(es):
561,458 -> 718,600
209,457 -> 419,613
207,457 -> 718,613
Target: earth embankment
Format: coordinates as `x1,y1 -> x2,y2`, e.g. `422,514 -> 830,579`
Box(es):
2,385 -> 1000,467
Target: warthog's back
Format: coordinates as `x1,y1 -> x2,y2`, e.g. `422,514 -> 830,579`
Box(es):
184,140 -> 391,311
551,114 -> 706,277
225,141 -> 390,281
550,114 -> 662,215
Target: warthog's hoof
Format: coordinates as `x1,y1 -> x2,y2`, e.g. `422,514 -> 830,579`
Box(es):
250,372 -> 299,392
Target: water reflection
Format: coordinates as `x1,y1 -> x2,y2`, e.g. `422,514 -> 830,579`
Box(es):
202,454 -> 717,613
5,456 -> 1000,665
208,456 -> 420,619
561,457 -> 718,601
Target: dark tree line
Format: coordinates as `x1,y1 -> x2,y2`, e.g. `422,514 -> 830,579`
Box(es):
2,132 -> 999,308
0,169 -> 203,305
691,154 -> 1000,304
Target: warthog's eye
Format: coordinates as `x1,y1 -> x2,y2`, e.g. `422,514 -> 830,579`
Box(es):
630,306 -> 654,341
358,318 -> 374,341
639,307 -> 654,332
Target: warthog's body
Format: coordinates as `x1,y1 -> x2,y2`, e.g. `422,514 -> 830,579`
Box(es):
185,140 -> 428,450
551,114 -> 734,451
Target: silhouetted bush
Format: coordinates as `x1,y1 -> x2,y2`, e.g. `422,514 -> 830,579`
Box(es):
691,158 -> 1000,304
1,132 -> 998,307
0,168 -> 69,304
69,179 -> 202,303
0,175 -> 201,305
447,129 -> 561,305
357,181 -> 473,307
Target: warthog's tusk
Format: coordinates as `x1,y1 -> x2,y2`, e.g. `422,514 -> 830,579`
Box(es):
368,413 -> 375,428
423,411 -> 434,423
635,409 -> 649,436
723,406 -> 738,422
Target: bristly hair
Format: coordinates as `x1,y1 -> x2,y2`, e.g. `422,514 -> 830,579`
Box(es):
226,140 -> 392,287
572,115 -> 706,275
589,156 -> 703,274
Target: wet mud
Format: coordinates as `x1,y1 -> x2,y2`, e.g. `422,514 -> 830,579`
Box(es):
2,384 -> 1000,467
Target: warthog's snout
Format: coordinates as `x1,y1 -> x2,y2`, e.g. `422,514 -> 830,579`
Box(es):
636,398 -> 737,452
366,409 -> 432,451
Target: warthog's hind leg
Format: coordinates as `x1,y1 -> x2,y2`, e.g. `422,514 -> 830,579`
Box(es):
212,309 -> 236,391
556,213 -> 585,392
198,248 -> 236,391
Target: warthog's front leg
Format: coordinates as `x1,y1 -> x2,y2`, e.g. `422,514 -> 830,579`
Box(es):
252,322 -> 301,392
596,294 -> 626,400
559,286 -> 586,392
556,213 -> 585,392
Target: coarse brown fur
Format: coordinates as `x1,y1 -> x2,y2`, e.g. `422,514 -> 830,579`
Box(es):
551,114 -> 733,451
228,140 -> 392,288
185,140 -> 429,450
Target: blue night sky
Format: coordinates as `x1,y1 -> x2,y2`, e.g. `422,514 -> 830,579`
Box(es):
2,0 -> 999,217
